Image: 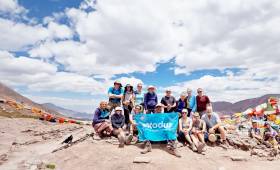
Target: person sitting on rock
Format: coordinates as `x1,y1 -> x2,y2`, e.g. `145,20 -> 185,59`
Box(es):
111,107 -> 133,148
178,109 -> 195,151
201,105 -> 227,144
92,101 -> 113,137
141,104 -> 181,158
249,119 -> 262,142
191,112 -> 207,153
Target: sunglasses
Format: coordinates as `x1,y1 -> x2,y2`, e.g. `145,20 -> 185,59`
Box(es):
198,91 -> 202,93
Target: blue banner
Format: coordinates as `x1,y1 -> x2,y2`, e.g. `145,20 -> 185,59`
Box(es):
134,112 -> 179,141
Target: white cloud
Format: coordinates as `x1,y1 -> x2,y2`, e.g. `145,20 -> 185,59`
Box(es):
0,18 -> 49,51
1,0 -> 280,104
168,65 -> 280,102
0,0 -> 26,14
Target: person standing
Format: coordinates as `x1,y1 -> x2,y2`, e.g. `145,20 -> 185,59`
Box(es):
144,86 -> 158,113
176,92 -> 187,115
185,88 -> 197,117
108,80 -> 123,111
196,88 -> 210,117
161,89 -> 176,113
134,83 -> 144,109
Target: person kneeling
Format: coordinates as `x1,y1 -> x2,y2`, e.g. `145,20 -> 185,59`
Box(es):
111,107 -> 133,148
191,112 -> 206,154
92,101 -> 113,137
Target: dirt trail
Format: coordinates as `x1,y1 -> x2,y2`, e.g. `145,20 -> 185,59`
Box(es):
0,117 -> 279,170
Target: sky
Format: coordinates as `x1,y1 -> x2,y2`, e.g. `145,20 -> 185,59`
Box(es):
0,0 -> 280,113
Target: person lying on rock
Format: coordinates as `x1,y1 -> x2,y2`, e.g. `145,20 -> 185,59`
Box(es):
249,119 -> 262,142
141,104 -> 181,158
92,101 -> 113,137
191,112 -> 206,153
178,109 -> 195,151
111,107 -> 133,148
201,105 -> 227,144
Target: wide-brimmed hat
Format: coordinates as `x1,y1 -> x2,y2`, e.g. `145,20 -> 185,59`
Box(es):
115,107 -> 122,111
182,109 -> 188,113
165,89 -> 172,92
208,134 -> 217,143
193,112 -> 200,117
114,80 -> 121,85
125,84 -> 133,87
147,85 -> 155,90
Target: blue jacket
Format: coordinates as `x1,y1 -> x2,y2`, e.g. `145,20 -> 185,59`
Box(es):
92,108 -> 110,125
144,92 -> 158,110
186,95 -> 197,112
176,98 -> 186,113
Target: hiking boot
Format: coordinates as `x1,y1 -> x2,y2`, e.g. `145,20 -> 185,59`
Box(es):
118,135 -> 125,148
125,134 -> 133,145
197,143 -> 206,154
141,142 -> 152,154
167,148 -> 182,158
191,143 -> 197,152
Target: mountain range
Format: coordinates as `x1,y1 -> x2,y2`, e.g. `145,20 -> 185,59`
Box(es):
0,81 -> 279,118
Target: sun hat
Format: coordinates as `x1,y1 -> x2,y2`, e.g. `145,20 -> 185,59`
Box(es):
182,109 -> 188,113
115,107 -> 122,111
208,134 -> 217,143
114,80 -> 121,85
193,112 -> 200,117
147,85 -> 155,90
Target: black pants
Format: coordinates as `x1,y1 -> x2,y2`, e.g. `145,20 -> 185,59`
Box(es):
123,105 -> 132,124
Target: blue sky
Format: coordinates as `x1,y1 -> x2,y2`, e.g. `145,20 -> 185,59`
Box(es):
0,0 -> 279,113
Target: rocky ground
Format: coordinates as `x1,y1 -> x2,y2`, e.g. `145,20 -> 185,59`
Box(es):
0,117 -> 280,170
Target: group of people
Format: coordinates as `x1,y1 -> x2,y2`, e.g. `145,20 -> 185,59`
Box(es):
92,80 -> 227,157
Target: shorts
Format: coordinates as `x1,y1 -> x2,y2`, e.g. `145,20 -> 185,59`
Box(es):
93,122 -> 112,134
